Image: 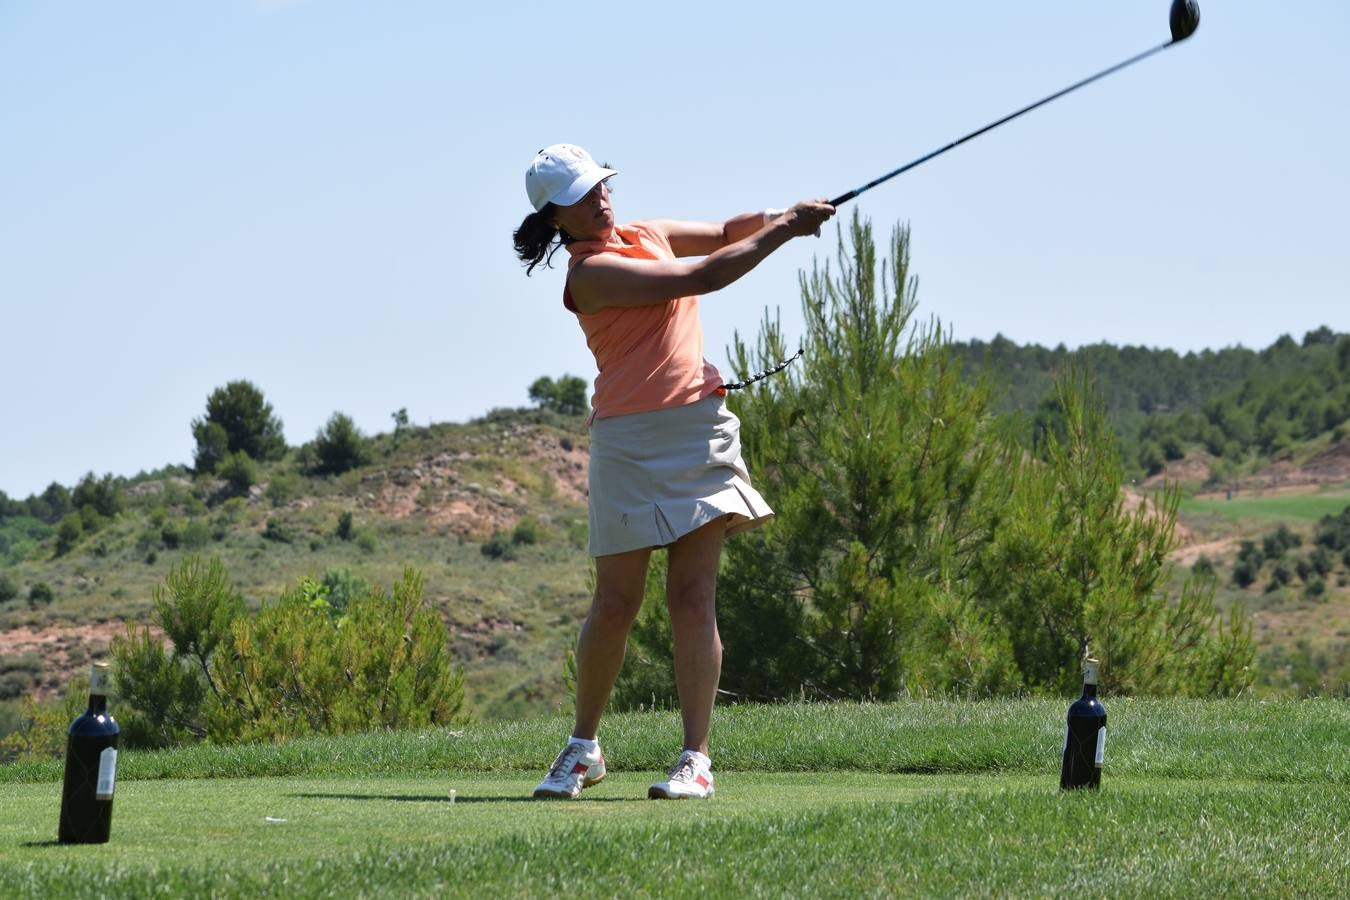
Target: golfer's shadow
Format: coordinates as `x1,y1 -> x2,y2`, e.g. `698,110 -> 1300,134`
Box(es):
287,792 -> 632,804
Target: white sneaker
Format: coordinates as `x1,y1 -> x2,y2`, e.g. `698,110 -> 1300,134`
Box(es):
648,750 -> 715,800
532,741 -> 606,799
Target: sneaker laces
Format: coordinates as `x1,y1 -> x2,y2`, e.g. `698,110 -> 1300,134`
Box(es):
547,743 -> 586,779
667,754 -> 701,783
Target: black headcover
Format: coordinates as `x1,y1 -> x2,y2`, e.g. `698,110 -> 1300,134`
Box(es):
1169,0 -> 1200,43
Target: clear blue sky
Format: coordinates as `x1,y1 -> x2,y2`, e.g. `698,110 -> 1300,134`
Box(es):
2,1 -> 1347,500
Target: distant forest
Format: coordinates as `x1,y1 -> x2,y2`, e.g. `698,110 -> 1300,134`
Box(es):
950,326 -> 1350,480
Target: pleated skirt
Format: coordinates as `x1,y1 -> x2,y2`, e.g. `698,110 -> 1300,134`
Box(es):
587,392 -> 774,557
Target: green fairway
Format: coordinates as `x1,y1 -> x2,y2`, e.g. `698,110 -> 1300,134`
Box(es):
1179,488 -> 1350,524
3,701 -> 1347,897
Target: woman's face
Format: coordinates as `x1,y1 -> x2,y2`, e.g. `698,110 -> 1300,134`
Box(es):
553,179 -> 614,241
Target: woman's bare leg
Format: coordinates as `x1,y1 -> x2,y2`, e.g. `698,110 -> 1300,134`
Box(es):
665,518 -> 728,756
571,545 -> 651,740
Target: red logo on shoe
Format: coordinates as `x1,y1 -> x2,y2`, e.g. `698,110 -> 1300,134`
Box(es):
572,762 -> 590,775
695,774 -> 710,788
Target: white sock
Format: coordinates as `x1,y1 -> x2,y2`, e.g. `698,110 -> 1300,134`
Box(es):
684,749 -> 711,768
569,735 -> 599,752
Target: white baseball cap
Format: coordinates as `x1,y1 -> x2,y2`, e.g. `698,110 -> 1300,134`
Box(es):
525,143 -> 617,212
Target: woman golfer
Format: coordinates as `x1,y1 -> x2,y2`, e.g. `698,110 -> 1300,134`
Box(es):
513,144 -> 833,799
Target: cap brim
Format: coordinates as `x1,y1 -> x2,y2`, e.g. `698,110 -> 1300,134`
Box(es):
552,166 -> 618,207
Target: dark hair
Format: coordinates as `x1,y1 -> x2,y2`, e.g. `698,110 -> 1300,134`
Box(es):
513,204 -> 575,276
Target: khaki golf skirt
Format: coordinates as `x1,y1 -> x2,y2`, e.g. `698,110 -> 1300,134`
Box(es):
587,392 -> 774,557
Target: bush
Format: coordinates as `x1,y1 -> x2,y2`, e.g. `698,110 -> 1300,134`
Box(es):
263,518 -> 296,544
266,472 -> 300,507
318,569 -> 371,617
309,412 -> 371,476
0,678 -> 87,763
1192,555 -> 1216,578
54,513 -> 83,556
336,511 -> 355,542
1266,561 -> 1293,592
209,568 -> 466,742
1262,525 -> 1301,560
27,582 -> 54,608
511,517 -> 542,546
73,472 -> 124,520
112,556 -> 243,747
0,573 -> 18,604
182,519 -> 213,550
161,521 -> 182,549
480,531 -> 516,560
217,451 -> 258,498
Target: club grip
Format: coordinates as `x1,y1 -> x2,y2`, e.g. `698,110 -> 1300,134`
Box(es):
830,190 -> 857,206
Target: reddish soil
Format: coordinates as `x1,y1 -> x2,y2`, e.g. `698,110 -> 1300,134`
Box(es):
358,431 -> 590,539
1140,451 -> 1215,490
0,622 -> 158,699
1121,488 -> 1196,547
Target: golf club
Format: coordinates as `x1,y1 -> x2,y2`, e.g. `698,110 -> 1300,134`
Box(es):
829,0 -> 1200,206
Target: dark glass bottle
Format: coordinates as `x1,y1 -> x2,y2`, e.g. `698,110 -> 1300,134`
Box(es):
1059,657 -> 1106,790
58,662 -> 120,843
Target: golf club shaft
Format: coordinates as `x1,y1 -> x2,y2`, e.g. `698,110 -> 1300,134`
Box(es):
830,39 -> 1177,206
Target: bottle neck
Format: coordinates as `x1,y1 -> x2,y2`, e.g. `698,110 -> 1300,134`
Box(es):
1081,681 -> 1098,699
87,693 -> 107,715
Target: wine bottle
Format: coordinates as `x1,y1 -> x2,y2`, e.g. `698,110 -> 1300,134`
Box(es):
1059,657 -> 1107,790
58,662 -> 120,844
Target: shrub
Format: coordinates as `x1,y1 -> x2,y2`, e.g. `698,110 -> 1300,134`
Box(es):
182,519 -> 213,550
1266,561 -> 1293,592
511,517 -> 542,546
112,556 -> 243,747
309,412 -> 371,476
480,531 -> 516,560
1192,555 -> 1216,578
318,569 -> 371,616
27,582 -> 54,608
54,514 -> 83,556
161,522 -> 182,549
0,678 -> 87,763
0,573 -> 18,604
263,518 -> 296,544
336,511 -> 355,541
266,472 -> 300,507
217,451 -> 258,498
209,568 -> 466,742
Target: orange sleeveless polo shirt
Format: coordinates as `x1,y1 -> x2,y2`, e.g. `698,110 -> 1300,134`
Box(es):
564,222 -> 723,420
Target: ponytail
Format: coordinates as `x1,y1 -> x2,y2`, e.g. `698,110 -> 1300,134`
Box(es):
513,204 -> 575,276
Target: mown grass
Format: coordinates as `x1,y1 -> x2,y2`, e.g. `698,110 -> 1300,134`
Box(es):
1179,488 -> 1350,524
2,700 -> 1347,897
4,699 -> 1347,785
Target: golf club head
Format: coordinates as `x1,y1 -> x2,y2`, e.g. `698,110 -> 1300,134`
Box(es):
1169,0 -> 1200,43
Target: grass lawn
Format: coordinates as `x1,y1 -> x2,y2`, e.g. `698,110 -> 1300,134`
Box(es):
2,700 -> 1347,897
1179,489 -> 1350,525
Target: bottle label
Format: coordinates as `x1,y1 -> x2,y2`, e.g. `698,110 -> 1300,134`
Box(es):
1094,726 -> 1106,767
96,747 -> 118,800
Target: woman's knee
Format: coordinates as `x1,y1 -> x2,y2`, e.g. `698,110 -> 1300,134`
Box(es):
665,573 -> 717,622
589,583 -> 645,626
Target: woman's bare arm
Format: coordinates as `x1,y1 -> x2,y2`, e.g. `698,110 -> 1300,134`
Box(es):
568,201 -> 832,315
650,212 -> 778,258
